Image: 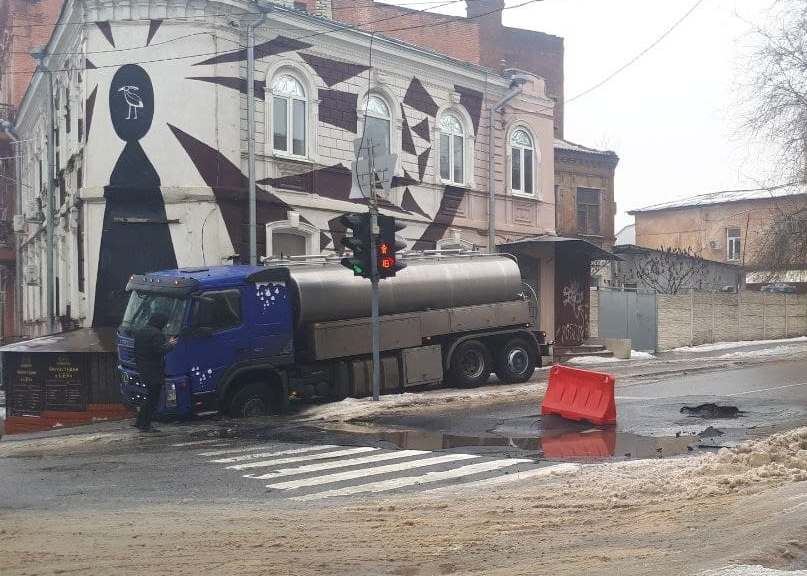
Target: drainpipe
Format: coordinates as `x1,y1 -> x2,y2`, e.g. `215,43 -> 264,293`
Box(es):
487,79 -> 526,253
0,119 -> 22,339
31,48 -> 56,333
247,4 -> 270,266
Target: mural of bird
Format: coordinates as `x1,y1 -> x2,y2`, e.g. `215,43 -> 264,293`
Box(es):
118,85 -> 143,120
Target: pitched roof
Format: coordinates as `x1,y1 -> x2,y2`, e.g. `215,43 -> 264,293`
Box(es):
629,186 -> 807,214
554,138 -> 617,157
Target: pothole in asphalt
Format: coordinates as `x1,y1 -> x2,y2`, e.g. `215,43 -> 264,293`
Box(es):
680,403 -> 744,418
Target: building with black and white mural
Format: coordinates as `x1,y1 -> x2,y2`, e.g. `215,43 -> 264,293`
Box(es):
13,0 -> 558,338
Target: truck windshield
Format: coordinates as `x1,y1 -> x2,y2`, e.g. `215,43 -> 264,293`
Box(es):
120,291 -> 187,337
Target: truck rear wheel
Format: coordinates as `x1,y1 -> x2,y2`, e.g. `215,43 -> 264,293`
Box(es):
448,340 -> 492,388
228,382 -> 271,418
494,337 -> 536,384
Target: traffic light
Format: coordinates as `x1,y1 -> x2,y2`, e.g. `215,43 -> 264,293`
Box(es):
376,214 -> 407,279
339,212 -> 372,278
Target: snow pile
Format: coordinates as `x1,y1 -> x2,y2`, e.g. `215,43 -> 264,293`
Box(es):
630,350 -> 655,359
0,431 -> 138,457
298,380 -> 548,422
694,427 -> 807,492
717,345 -> 807,360
523,428 -> 807,509
700,567 -> 807,576
671,336 -> 807,353
567,356 -> 623,365
567,350 -> 655,365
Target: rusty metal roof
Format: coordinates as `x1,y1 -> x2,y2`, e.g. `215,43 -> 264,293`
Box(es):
499,235 -> 621,261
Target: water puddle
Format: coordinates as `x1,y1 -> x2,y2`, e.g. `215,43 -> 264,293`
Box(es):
321,418 -> 702,462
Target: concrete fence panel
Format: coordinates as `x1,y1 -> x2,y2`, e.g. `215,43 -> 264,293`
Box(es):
657,294 -> 692,350
595,288 -> 807,351
653,289 -> 807,350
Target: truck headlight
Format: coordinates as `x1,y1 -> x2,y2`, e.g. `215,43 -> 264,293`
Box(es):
166,382 -> 177,408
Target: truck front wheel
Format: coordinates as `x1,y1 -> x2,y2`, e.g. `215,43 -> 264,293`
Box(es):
448,340 -> 492,388
228,382 -> 271,418
494,337 -> 537,384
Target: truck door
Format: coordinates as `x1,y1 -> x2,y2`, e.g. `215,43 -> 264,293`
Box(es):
185,289 -> 246,395
246,281 -> 293,360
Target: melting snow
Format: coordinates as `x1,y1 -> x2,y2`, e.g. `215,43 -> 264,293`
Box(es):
671,336 -> 807,353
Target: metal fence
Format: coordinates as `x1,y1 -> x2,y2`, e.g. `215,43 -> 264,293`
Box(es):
594,288 -> 657,352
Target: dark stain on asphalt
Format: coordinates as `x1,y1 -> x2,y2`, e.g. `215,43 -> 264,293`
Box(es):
680,403 -> 744,418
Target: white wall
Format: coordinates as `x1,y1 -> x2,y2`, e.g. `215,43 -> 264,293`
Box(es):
14,0 -> 557,334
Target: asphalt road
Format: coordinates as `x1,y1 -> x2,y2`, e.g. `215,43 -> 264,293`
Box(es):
1,351 -> 807,512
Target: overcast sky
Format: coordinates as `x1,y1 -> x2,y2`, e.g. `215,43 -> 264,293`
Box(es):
386,0 -> 780,230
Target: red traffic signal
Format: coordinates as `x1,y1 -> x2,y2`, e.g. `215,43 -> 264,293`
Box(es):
376,216 -> 407,279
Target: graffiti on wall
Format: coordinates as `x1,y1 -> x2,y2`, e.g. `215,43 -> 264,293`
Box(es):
92,63 -> 177,326
84,23 -> 478,325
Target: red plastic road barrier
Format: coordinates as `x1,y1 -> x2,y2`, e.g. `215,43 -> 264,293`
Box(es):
541,365 -> 616,425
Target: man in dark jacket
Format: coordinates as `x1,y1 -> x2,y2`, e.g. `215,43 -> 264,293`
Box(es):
134,312 -> 177,432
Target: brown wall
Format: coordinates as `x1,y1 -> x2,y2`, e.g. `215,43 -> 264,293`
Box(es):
327,0 -> 565,137
554,149 -> 619,248
633,195 -> 807,266
0,0 -> 63,110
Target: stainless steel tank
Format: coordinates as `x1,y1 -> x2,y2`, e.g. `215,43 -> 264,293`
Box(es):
287,255 -> 523,327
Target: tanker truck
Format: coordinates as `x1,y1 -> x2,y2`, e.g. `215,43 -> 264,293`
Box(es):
117,253 -> 548,418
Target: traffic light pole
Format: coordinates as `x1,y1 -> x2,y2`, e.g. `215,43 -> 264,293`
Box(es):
367,138 -> 381,402
369,207 -> 381,402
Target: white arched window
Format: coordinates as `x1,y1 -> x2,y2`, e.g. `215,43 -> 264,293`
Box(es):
272,74 -> 306,156
439,113 -> 464,185
511,129 -> 534,195
362,94 -> 391,155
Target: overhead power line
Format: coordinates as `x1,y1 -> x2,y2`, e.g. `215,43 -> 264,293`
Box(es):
0,0 -> 461,29
566,0 -> 705,105
0,0 -> 540,76
2,0 -> 465,59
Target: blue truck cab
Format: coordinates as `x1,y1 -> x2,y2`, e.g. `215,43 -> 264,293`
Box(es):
118,266 -> 294,418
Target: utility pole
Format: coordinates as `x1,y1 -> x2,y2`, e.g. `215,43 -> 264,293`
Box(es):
247,6 -> 269,266
247,18 -> 257,266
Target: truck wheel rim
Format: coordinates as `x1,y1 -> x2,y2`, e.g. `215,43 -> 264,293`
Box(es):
461,350 -> 485,379
507,348 -> 528,375
242,398 -> 266,417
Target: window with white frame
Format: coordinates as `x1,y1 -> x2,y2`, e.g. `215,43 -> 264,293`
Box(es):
510,129 -> 534,195
439,113 -> 464,184
272,74 -> 306,156
362,94 -> 391,155
727,227 -> 741,261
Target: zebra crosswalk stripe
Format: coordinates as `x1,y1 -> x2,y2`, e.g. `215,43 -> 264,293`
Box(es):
228,447 -> 379,471
266,453 -> 478,490
291,458 -> 533,501
210,445 -> 341,463
419,463 -> 581,494
172,439 -> 229,448
198,444 -> 325,457
245,449 -> 430,480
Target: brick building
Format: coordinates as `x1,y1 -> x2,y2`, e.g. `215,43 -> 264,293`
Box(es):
0,0 -> 63,343
303,0 -> 566,138
630,189 -> 807,288
554,138 -> 619,248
